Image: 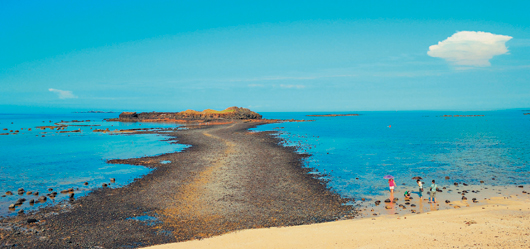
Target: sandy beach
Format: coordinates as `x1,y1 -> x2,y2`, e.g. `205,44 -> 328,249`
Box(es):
144,194 -> 530,249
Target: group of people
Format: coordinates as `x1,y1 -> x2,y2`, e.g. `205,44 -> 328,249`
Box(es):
387,178 -> 438,203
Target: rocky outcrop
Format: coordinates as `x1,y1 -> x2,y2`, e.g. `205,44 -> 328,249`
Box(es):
113,107 -> 262,122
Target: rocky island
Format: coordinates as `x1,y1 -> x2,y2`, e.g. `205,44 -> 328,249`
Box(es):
109,107 -> 263,123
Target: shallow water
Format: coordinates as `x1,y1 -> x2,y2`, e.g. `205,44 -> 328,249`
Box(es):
0,113 -> 187,217
254,110 -> 530,200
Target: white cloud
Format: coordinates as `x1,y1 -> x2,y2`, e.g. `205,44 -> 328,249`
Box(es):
48,88 -> 78,99
280,84 -> 305,89
428,31 -> 512,67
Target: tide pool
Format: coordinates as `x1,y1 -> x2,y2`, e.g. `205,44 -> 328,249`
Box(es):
0,113 -> 187,217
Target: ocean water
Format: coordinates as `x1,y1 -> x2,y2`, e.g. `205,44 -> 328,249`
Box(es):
254,110 -> 530,200
2,110 -> 529,217
0,113 -> 186,217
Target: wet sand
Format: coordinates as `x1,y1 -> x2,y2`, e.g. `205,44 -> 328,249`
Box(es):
0,121 -> 354,248
144,185 -> 530,249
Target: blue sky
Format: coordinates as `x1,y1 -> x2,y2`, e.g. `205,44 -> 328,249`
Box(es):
1,0 -> 529,112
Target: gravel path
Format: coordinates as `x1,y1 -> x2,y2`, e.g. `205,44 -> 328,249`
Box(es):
0,122 -> 355,248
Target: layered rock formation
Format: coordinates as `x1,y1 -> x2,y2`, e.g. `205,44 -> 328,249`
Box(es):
113,107 -> 262,122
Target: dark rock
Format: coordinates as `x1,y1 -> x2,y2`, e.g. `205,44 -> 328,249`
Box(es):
33,192 -> 39,196
405,202 -> 410,205
102,183 -> 108,187
51,192 -> 57,197
15,198 -> 26,205
463,183 -> 468,186
445,200 -> 450,203
462,196 -> 467,200
492,178 -> 495,180
38,196 -> 47,202
412,176 -> 422,180
18,209 -> 24,215
445,176 -> 450,180
5,191 -> 13,195
9,204 -> 16,209
26,191 -> 33,195
442,187 -> 446,189
29,199 -> 34,205
27,218 -> 38,224
437,189 -> 442,192
374,200 -> 381,205
518,186 -> 523,188
411,204 -> 416,207
480,181 -> 484,183
110,178 -> 116,182
472,198 -> 477,201
48,188 -> 53,192
69,193 -> 74,198
84,182 -> 88,186
454,183 -> 458,186
384,199 -> 391,203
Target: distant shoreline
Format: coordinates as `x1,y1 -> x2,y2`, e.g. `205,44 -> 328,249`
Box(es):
306,114 -> 360,117
72,111 -> 116,113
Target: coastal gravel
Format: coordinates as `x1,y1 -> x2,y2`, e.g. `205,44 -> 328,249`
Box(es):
0,122 -> 355,248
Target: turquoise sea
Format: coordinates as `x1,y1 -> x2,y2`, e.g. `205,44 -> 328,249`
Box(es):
0,113 -> 185,217
253,110 -> 530,200
1,110 -> 529,216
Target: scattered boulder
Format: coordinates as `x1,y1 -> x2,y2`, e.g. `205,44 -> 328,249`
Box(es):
27,218 -> 38,224
33,192 -> 39,196
48,188 -> 53,192
15,198 -> 26,205
385,205 -> 392,209
462,196 -> 467,200
51,192 -> 57,197
5,191 -> 13,195
411,209 -> 416,213
17,188 -> 25,195
110,178 -> 116,182
492,178 -> 495,180
38,196 -> 47,202
84,182 -> 88,186
454,205 -> 461,209
412,176 -> 422,180
445,176 -> 450,180
374,200 -> 381,205
411,204 -> 416,207
69,193 -> 74,198
361,198 -> 365,201
26,191 -> 33,195
454,183 -> 458,186
405,202 -> 410,205
102,183 -> 108,187
480,180 -> 484,183
384,199 -> 391,203
8,204 -> 16,209
445,200 -> 450,203
18,210 -> 24,215
518,186 -> 523,188
29,200 -> 34,205
463,183 -> 468,186
437,189 -> 442,192
442,187 -> 446,189
393,198 -> 398,203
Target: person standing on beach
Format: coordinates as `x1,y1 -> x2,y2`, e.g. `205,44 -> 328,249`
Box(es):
429,180 -> 438,203
417,179 -> 423,196
388,178 -> 396,193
